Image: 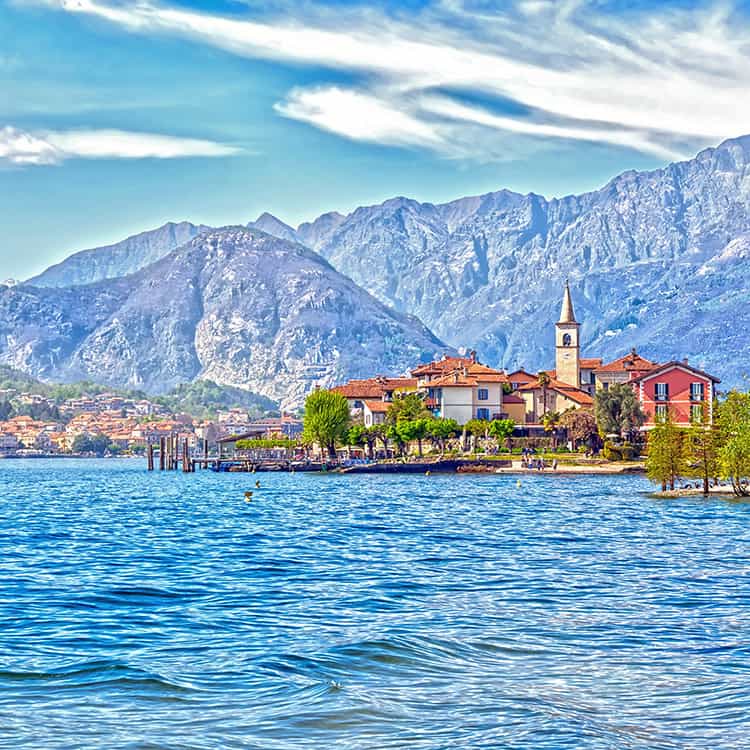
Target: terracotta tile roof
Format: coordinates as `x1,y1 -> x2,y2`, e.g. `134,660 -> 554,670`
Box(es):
594,350 -> 657,374
507,369 -> 537,384
631,361 -> 721,384
517,379 -> 594,406
502,394 -> 525,404
363,400 -> 390,413
411,356 -> 475,377
331,376 -> 417,400
580,358 -> 603,368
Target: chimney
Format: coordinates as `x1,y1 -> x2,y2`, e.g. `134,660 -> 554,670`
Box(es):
453,372 -> 459,383
683,357 -> 689,365
470,349 -> 477,363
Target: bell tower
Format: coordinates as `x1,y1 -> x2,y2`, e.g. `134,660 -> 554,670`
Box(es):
555,280 -> 580,387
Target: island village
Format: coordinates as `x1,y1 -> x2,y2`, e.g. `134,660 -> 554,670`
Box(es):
329,282 -> 720,438
0,283 -> 722,470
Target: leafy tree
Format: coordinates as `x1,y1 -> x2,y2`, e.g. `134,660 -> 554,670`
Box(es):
645,411 -> 687,491
302,390 -> 350,460
594,383 -> 645,439
386,392 -> 431,425
72,433 -> 111,456
488,418 -> 515,449
0,400 -> 12,421
363,426 -> 380,459
367,424 -> 388,458
464,418 -> 490,453
560,409 -> 598,449
426,418 -> 460,455
684,417 -> 722,495
717,390 -> 750,496
387,423 -> 406,457
347,424 -> 367,451
396,418 -> 430,457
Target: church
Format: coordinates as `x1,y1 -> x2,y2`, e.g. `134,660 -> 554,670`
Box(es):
330,281 -> 721,430
513,282 -> 721,428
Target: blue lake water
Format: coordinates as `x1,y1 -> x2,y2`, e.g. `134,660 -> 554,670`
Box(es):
1,459 -> 749,749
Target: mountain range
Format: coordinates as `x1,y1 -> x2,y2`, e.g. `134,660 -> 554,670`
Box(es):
9,134 -> 750,403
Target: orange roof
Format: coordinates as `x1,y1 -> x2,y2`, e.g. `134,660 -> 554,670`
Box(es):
580,358 -> 603,368
517,378 -> 594,406
594,350 -> 657,374
411,356 -> 475,377
331,380 -> 385,399
631,361 -> 721,384
502,394 -> 525,404
507,369 -> 537,384
363,400 -> 390,413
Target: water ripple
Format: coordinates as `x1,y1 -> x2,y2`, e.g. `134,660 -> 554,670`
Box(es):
1,459 -> 749,748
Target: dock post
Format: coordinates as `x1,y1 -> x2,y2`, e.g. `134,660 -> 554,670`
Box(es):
159,437 -> 166,471
147,443 -> 154,471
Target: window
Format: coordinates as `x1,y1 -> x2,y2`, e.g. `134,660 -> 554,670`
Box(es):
477,408 -> 490,421
477,388 -> 489,401
690,382 -> 705,402
562,333 -> 572,346
655,403 -> 668,420
654,382 -> 669,401
691,404 -> 704,423
353,400 -> 363,409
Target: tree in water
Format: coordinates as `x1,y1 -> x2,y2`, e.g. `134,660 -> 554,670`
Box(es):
302,390 -> 350,460
684,403 -> 722,495
645,409 -> 687,491
717,390 -> 750,496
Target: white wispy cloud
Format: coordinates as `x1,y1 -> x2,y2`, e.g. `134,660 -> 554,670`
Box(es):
29,0 -> 750,160
0,125 -> 241,166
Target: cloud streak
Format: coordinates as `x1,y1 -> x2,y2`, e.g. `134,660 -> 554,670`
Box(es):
31,0 -> 750,161
0,125 -> 241,165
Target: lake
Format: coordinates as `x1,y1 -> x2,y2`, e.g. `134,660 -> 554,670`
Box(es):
1,459 -> 748,749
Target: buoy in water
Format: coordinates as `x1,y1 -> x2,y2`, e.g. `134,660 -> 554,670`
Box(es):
255,480 -> 261,488
244,491 -> 253,502
425,470 -> 431,476
516,479 -> 522,488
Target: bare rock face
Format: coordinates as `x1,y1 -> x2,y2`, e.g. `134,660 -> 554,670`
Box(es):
27,221 -> 212,288
2,228 -> 448,409
302,136 -> 750,384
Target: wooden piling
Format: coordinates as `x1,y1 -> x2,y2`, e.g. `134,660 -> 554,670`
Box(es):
147,443 -> 154,471
159,437 -> 166,471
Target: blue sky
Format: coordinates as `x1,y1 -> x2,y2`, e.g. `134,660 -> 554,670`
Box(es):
3,0 -> 750,279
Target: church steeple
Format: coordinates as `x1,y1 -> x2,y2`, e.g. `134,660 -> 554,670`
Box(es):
559,279 -> 577,323
555,280 -> 581,387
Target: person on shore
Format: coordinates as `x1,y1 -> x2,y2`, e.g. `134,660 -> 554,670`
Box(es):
552,458 -> 558,471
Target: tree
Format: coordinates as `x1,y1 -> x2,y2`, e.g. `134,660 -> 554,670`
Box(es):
396,418 -> 430,457
0,400 -> 11,421
537,371 -> 551,416
464,418 -> 490,453
542,410 -> 561,447
368,424 -> 389,458
488,418 -> 515,449
684,417 -> 722,495
717,390 -> 750,496
302,390 -> 350,460
386,423 -> 406,457
363,426 -> 380,459
426,418 -> 460,455
386,392 -> 431,424
72,432 -> 111,456
645,411 -> 687,491
560,409 -> 598,449
347,424 -> 367,452
594,383 -> 645,439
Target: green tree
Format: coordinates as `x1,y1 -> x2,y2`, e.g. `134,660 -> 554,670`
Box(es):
645,411 -> 687,491
684,415 -> 722,495
464,418 -> 490,453
717,390 -> 750,496
488,418 -> 515,449
72,433 -> 111,456
347,424 -> 367,452
560,409 -> 598,449
542,410 -> 561,447
426,418 -> 460,455
363,426 -> 380,459
594,383 -> 645,439
0,400 -> 12,421
387,423 -> 406,457
386,392 -> 431,425
397,418 -> 430,457
302,390 -> 350,460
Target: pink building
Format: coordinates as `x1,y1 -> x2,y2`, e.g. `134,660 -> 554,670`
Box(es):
631,361 -> 720,428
